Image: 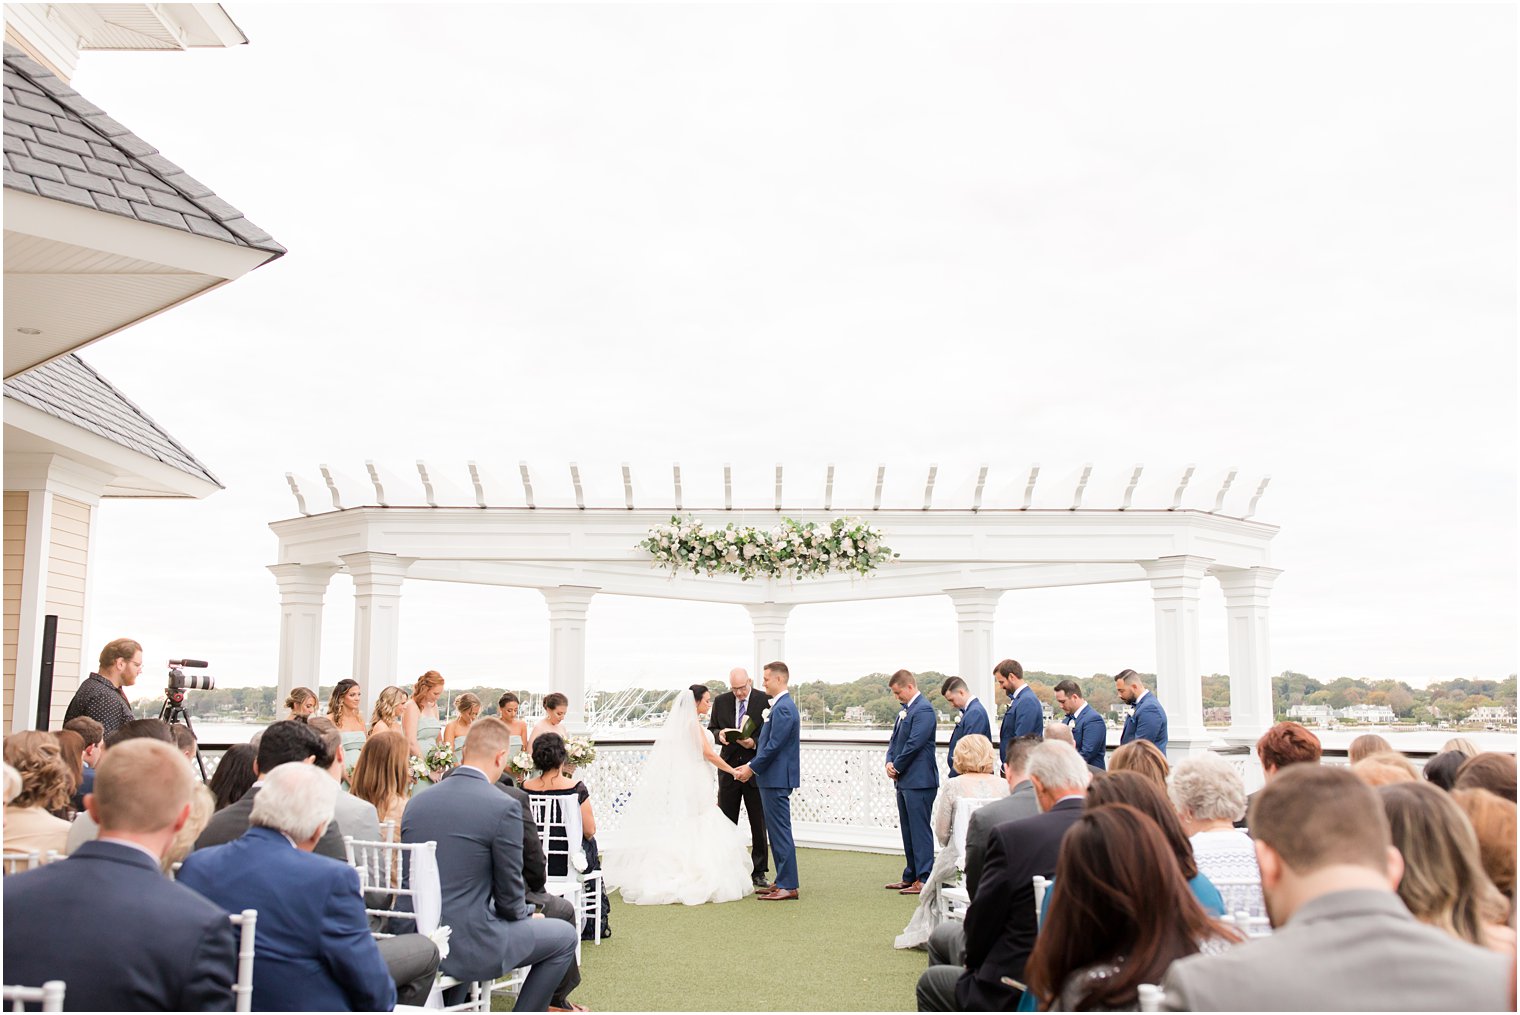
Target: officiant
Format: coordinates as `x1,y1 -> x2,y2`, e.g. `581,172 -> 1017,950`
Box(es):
710,667 -> 771,889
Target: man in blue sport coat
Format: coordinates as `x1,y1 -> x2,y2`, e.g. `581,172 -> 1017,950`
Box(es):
178,762 -> 439,1011
4,739 -> 238,1011
1053,678 -> 1108,770
885,669 -> 940,892
735,660 -> 802,900
996,658 -> 1044,765
1116,668 -> 1169,756
941,675 -> 991,779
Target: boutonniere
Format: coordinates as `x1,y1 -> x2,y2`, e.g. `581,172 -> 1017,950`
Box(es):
954,711 -> 963,725
762,707 -> 772,722
897,709 -> 908,722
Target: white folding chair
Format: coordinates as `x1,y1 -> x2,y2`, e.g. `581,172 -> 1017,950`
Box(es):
1220,909 -> 1273,939
227,909 -> 257,1013
1138,983 -> 1165,1012
2,981 -> 64,1012
529,794 -> 602,951
1032,874 -> 1051,925
1208,875 -> 1267,922
378,819 -> 396,842
935,797 -> 994,923
1,849 -> 59,875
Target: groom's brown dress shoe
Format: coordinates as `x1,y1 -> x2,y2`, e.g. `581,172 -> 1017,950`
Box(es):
754,882 -> 777,894
884,880 -> 912,890
899,881 -> 924,895
757,888 -> 800,901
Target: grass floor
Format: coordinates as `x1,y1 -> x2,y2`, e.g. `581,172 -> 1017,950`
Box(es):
495,848 -> 930,1012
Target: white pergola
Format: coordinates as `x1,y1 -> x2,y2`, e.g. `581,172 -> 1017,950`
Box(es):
268,462 -> 1281,752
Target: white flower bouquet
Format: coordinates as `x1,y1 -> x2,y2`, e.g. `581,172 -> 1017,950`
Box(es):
411,741 -> 456,783
639,515 -> 896,581
565,735 -> 597,767
507,750 -> 535,782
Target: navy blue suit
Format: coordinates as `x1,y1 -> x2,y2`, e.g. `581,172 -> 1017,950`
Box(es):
887,693 -> 940,883
945,698 -> 992,778
1066,704 -> 1108,770
177,826 -> 398,1012
1120,691 -> 1169,756
3,840 -> 237,1011
748,691 -> 801,890
998,685 -> 1044,763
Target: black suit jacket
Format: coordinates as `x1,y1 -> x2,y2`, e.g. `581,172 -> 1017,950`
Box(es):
194,784 -> 347,862
494,776 -> 548,895
4,840 -> 237,1010
958,796 -> 1085,1011
709,689 -> 771,766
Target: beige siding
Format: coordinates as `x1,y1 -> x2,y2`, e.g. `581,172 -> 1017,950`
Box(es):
3,492 -> 25,729
45,497 -> 90,723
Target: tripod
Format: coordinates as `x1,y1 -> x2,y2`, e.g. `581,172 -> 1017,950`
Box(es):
158,687 -> 209,782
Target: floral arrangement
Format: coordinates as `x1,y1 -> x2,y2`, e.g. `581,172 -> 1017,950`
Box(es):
410,741 -> 456,783
639,515 -> 896,581
565,735 -> 597,767
507,750 -> 534,782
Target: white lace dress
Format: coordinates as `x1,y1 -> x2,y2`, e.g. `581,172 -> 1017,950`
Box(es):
895,773 -> 1009,949
1190,828 -> 1267,917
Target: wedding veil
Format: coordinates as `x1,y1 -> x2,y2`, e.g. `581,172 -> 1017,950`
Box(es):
610,689 -> 714,849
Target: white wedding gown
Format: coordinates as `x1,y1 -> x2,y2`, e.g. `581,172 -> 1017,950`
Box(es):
602,690 -> 754,906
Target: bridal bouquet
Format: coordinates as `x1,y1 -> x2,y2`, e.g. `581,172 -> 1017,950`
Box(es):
639,515 -> 896,581
507,750 -> 535,782
410,741 -> 456,783
565,735 -> 597,767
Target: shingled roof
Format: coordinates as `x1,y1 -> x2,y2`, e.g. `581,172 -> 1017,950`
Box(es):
5,354 -> 221,488
2,44 -> 284,255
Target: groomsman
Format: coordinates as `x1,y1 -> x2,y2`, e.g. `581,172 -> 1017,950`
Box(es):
884,669 -> 938,895
996,659 -> 1043,764
709,667 -> 771,888
1053,679 -> 1107,769
1115,668 -> 1169,756
941,676 -> 991,779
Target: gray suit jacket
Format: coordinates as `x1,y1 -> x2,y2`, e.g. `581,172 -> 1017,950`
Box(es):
964,779 -> 1040,898
334,787 -> 382,845
1162,889 -> 1511,1011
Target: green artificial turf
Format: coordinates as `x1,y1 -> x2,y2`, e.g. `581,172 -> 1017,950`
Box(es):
494,847 -> 931,1012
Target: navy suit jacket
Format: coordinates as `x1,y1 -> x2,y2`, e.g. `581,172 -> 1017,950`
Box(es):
946,698 -> 992,777
887,694 -> 940,791
1066,705 -> 1108,769
748,692 -> 801,789
3,840 -> 237,1011
999,685 -> 1044,761
177,827 -> 396,1012
401,766 -> 536,982
1120,692 -> 1169,756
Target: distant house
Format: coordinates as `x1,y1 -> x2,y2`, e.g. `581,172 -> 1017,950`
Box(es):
1466,706 -> 1514,727
842,706 -> 870,724
1337,704 -> 1395,724
1288,703 -> 1334,725
1204,706 -> 1231,725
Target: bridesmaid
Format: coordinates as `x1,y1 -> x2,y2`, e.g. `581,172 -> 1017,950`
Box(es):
498,692 -> 530,766
327,678 -> 368,777
401,670 -> 446,782
284,687 -> 318,720
441,693 -> 481,754
528,692 -> 569,752
369,685 -> 408,737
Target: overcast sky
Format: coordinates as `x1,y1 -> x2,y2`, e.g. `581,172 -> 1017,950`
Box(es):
67,3 -> 1515,698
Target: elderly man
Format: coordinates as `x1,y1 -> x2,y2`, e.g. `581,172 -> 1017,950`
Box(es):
1162,765 -> 1509,1010
963,735 -> 1042,897
708,666 -> 770,887
918,740 -> 1090,1012
179,763 -> 439,1010
4,739 -> 237,1010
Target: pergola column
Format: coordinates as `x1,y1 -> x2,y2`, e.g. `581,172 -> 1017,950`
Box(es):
1215,567 -> 1284,737
946,588 -> 1003,708
268,563 -> 339,705
544,586 -> 598,729
1140,555 -> 1213,748
341,552 -> 410,719
746,603 -> 793,681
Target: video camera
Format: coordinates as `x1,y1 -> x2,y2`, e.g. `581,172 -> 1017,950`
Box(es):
167,658 -> 215,693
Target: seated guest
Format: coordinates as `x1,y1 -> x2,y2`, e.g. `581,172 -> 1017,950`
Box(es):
1160,765 -> 1510,1011
65,719 -> 175,854
1454,752 -> 1518,802
965,735 -> 1043,898
896,733 -> 1008,949
523,732 -> 609,938
179,762 -> 439,1010
1348,733 -> 1393,764
50,730 -> 85,817
401,717 -> 578,1011
62,715 -> 104,812
3,762 -> 19,805
1236,721 -> 1322,828
351,730 -> 411,832
3,731 -> 72,855
1378,782 -> 1515,955
1352,750 -> 1419,787
1108,739 -> 1169,790
1452,788 -> 1516,921
1443,736 -> 1482,758
1043,723 -> 1104,776
194,720 -> 347,860
1024,804 -> 1236,1011
1422,750 -> 1468,792
307,716 -> 383,843
163,783 -> 215,874
208,744 -> 257,812
1169,754 -> 1266,916
917,741 -> 1089,1012
1087,772 -> 1225,916
171,724 -> 198,763
4,739 -> 237,1010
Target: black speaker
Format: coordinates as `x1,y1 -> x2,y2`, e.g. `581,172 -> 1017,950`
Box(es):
35,614 -> 57,731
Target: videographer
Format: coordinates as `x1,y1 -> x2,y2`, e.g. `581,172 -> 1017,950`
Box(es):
62,639 -> 142,736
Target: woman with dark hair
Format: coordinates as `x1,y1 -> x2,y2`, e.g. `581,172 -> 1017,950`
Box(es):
497,692 -> 529,763
1085,772 -> 1226,915
327,679 -> 368,779
1423,750 -> 1468,792
524,732 -> 611,938
1024,804 -> 1235,1011
208,743 -> 257,811
1453,753 -> 1518,803
529,692 -> 570,753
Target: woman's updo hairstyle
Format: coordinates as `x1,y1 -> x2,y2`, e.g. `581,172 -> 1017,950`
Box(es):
285,686 -> 317,712
543,692 -> 568,712
532,732 -> 568,772
688,684 -> 711,705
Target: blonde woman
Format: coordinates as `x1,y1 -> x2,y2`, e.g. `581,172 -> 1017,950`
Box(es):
2,732 -> 72,856
442,693 -> 481,754
327,679 -> 367,776
895,734 -> 1008,949
1108,739 -> 1170,790
369,686 -> 408,738
162,783 -> 215,874
284,687 -> 318,720
350,730 -> 411,833
401,671 -> 445,763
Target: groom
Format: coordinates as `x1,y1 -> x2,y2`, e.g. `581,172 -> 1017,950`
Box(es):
735,660 -> 801,902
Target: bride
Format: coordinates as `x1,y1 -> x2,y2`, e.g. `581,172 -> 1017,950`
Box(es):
603,684 -> 754,906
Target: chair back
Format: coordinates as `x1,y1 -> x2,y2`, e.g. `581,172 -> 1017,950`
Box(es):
1,850 -> 39,876
2,981 -> 64,1012
1138,983 -> 1165,1013
1220,908 -> 1273,939
377,819 -> 396,842
227,910 -> 257,1013
343,836 -> 440,936
1032,874 -> 1051,924
949,797 -> 994,870
528,793 -> 587,877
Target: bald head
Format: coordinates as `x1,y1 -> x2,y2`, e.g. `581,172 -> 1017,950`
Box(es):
92,739 -> 194,835
729,668 -> 751,695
